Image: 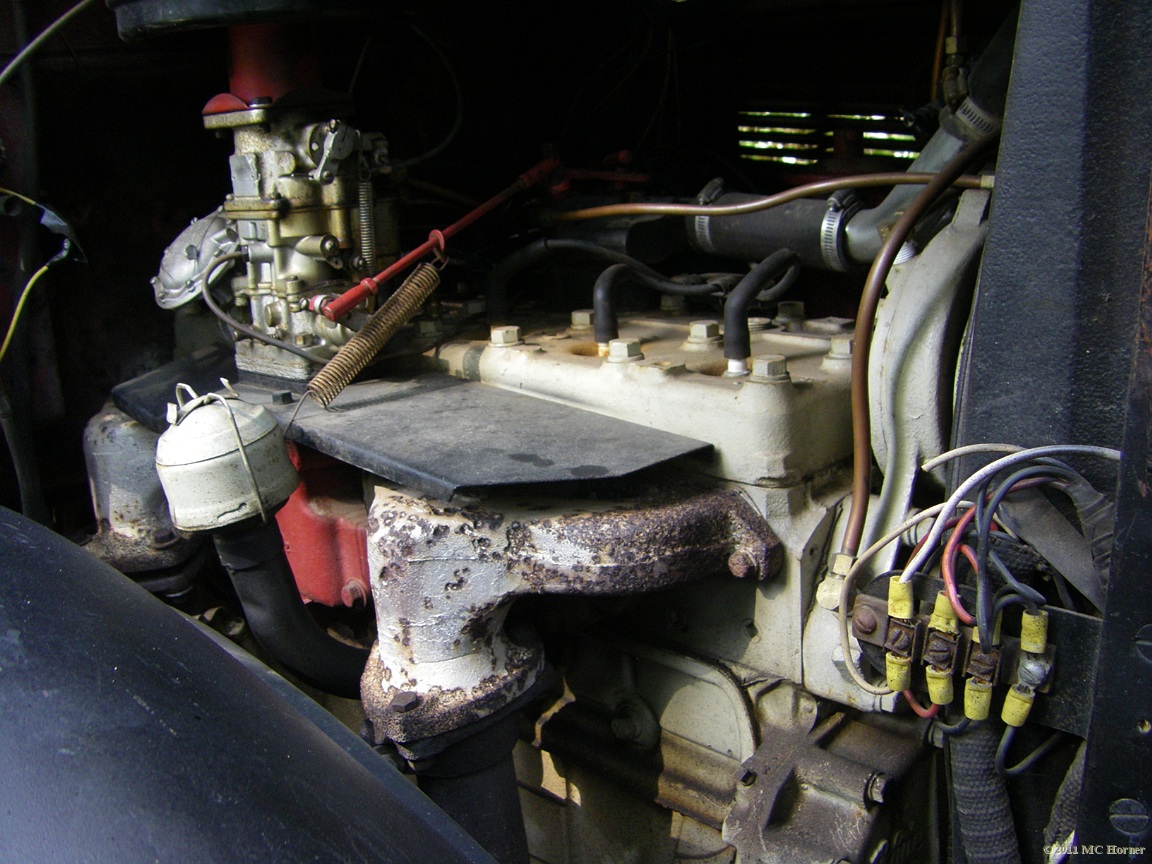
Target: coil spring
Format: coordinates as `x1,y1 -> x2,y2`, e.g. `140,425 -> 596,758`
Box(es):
358,180 -> 378,273
306,262 -> 441,407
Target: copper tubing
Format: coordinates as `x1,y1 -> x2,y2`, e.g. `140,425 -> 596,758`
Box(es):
307,263 -> 441,407
840,131 -> 1000,559
546,173 -> 989,223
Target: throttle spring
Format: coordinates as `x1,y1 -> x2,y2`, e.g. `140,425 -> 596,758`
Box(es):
306,262 -> 441,407
358,180 -> 378,273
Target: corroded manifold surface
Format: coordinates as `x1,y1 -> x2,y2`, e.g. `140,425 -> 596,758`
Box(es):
362,478 -> 781,746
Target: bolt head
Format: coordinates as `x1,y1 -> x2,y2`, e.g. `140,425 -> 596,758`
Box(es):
490,325 -> 522,346
341,580 -> 368,608
687,320 -> 720,342
854,606 -> 878,635
829,336 -> 854,358
389,691 -> 421,713
866,772 -> 890,804
776,300 -> 805,321
728,550 -> 759,579
570,309 -> 594,329
751,354 -> 789,381
607,338 -> 644,362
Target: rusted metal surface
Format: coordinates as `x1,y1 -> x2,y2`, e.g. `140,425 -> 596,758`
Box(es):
723,712 -> 926,864
362,477 -> 782,746
362,640 -> 544,750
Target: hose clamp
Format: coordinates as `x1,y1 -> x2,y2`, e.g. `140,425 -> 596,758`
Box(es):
820,192 -> 861,272
955,97 -> 1001,140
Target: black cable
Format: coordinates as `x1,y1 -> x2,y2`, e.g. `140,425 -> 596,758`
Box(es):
934,715 -> 972,736
759,260 -> 799,302
200,255 -> 328,365
992,589 -> 1030,622
1051,569 -> 1075,610
388,26 -> 463,172
996,725 -> 1067,778
487,237 -> 668,321
722,250 -> 798,361
973,465 -> 1076,649
592,262 -> 727,344
987,549 -> 1045,608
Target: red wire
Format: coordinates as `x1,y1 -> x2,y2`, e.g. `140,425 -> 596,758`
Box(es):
903,690 -> 940,719
940,507 -> 977,625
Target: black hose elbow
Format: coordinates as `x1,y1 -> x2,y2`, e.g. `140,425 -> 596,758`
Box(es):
212,518 -> 369,699
592,264 -> 629,344
592,264 -> 726,346
723,250 -> 799,362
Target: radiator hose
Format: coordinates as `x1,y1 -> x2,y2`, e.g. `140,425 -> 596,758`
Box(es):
212,517 -> 369,699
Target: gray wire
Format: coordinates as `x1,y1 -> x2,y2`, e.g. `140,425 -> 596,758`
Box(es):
199,255 -> 328,365
921,443 -> 1026,473
0,0 -> 99,90
900,445 -> 1122,583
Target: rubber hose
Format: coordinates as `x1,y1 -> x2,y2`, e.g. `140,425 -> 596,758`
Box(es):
486,238 -> 666,323
413,712 -> 529,864
307,262 -> 440,407
592,263 -> 722,345
949,721 -> 1022,864
212,517 -> 369,699
722,249 -> 799,361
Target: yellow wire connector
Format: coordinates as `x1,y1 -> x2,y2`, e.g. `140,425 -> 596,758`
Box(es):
928,591 -> 958,633
1001,684 -> 1035,727
964,678 -> 993,721
926,666 -> 954,706
886,652 -> 912,692
887,578 -> 915,620
1020,609 -> 1049,655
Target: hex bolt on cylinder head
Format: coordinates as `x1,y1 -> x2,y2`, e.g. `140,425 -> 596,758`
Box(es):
607,338 -> 644,362
490,325 -> 523,346
750,354 -> 791,383
687,320 -> 721,344
570,309 -> 594,330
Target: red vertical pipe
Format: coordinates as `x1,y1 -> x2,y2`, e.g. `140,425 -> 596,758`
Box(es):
227,24 -> 316,104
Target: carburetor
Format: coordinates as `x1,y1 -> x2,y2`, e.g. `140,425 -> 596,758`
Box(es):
153,89 -> 394,382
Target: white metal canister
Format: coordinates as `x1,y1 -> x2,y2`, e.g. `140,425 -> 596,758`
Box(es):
155,383 -> 299,532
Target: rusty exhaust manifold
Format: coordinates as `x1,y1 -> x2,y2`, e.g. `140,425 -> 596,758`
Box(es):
360,480 -> 781,752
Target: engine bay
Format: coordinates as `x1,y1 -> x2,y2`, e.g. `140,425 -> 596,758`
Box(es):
1,1 -> 1150,862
